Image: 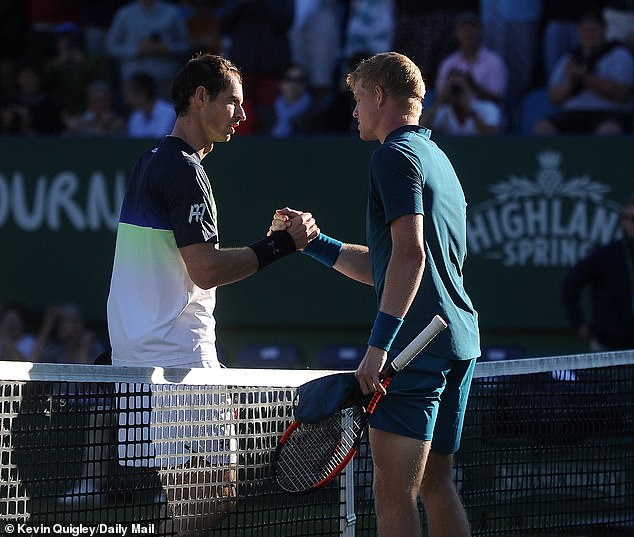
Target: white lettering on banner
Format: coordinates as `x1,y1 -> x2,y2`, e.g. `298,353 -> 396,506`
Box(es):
48,172 -> 85,229
467,151 -> 622,267
0,171 -> 125,232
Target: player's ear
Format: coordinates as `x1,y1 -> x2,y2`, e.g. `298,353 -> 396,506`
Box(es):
375,85 -> 386,107
194,86 -> 206,105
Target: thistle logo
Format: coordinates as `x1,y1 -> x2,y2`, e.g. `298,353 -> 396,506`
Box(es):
467,151 -> 621,267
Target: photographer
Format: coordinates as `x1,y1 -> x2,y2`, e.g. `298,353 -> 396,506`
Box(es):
534,10 -> 634,135
421,69 -> 502,135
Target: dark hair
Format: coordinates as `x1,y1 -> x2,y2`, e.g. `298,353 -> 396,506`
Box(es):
126,72 -> 157,100
578,9 -> 606,27
171,53 -> 242,116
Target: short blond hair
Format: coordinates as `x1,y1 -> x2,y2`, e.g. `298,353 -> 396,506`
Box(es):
346,52 -> 425,117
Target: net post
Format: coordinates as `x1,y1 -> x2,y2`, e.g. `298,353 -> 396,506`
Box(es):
340,463 -> 357,537
340,408 -> 357,537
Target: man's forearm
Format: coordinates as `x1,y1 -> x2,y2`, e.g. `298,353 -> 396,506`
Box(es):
333,243 -> 374,286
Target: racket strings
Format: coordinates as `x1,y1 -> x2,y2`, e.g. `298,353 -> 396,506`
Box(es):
275,405 -> 366,493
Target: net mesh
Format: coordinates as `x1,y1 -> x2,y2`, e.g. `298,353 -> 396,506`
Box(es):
1,350 -> 633,537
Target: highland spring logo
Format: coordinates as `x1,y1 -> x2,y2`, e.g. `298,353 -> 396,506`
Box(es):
467,151 -> 622,268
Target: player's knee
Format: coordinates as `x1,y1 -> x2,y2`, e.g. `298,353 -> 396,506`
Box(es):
373,469 -> 418,505
419,453 -> 455,498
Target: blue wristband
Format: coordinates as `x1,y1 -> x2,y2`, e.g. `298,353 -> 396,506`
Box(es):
301,233 -> 343,267
367,311 -> 404,352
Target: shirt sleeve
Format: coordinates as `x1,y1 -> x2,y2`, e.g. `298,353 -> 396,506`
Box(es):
484,53 -> 508,97
152,158 -> 218,247
371,145 -> 424,224
549,54 -> 570,87
105,8 -> 137,60
435,58 -> 452,94
561,247 -> 602,327
600,47 -> 634,85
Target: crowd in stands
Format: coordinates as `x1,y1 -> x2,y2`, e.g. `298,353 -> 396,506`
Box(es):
0,302 -> 107,364
0,0 -> 633,138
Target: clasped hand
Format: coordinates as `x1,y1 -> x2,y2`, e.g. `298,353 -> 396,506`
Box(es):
268,207 -> 319,250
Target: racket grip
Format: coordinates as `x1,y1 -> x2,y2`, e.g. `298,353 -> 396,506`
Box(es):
390,315 -> 448,372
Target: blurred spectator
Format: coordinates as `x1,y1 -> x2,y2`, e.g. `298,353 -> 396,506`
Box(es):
480,0 -> 542,129
289,0 -> 341,106
422,69 -> 502,135
435,12 -> 508,111
123,71 -> 176,138
344,0 -> 395,58
65,80 -> 126,137
216,0 -> 294,134
541,1 -> 601,78
393,0 -> 477,88
105,0 -> 190,99
0,61 -> 65,136
603,1 -> 634,50
31,304 -> 106,364
0,2 -> 30,99
317,51 -> 371,134
80,1 -> 128,56
562,195 -> 634,351
533,10 -> 634,135
0,303 -> 36,361
25,0 -> 81,65
43,22 -> 111,118
180,0 -> 223,56
265,64 -> 314,137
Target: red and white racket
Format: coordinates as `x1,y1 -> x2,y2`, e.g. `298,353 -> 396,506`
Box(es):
273,315 -> 448,494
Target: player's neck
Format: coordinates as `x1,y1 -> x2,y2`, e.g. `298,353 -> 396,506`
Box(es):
377,100 -> 420,143
379,118 -> 419,144
170,120 -> 213,159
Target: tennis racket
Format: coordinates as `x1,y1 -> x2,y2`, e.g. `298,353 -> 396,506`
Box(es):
273,314 -> 448,494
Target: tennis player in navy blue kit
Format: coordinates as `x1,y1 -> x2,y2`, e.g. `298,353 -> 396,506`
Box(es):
273,52 -> 480,537
109,55 -> 317,369
107,53 -> 318,534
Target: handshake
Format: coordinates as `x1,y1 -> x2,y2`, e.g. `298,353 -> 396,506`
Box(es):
267,207 -> 319,251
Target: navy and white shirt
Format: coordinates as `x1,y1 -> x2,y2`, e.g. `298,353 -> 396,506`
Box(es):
107,136 -> 220,368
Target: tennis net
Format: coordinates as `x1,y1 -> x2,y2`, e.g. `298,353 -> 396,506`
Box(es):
0,350 -> 632,537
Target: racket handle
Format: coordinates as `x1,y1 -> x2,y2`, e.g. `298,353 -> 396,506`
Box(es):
389,315 -> 448,373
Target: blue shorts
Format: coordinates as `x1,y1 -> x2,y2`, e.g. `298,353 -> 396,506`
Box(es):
368,352 -> 476,453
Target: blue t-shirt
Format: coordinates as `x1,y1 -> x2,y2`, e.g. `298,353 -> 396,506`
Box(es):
367,125 -> 480,361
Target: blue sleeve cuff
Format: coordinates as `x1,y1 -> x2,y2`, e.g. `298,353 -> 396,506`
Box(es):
367,311 -> 404,352
300,233 -> 343,267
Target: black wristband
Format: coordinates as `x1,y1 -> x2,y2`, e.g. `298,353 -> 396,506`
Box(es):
248,230 -> 296,270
